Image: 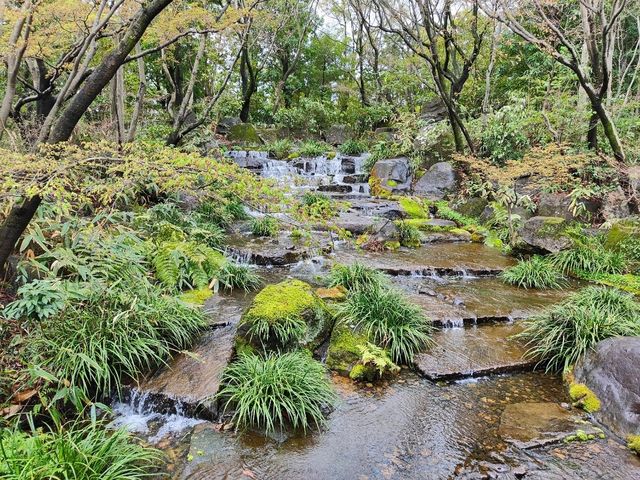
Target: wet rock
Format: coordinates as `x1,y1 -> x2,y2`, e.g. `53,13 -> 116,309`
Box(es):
420,230 -> 472,244
601,187 -> 630,221
455,197 -> 488,219
317,184 -> 353,193
373,127 -> 396,142
371,157 -> 412,193
136,325 -> 236,419
341,174 -> 368,184
499,402 -> 599,449
574,336 -> 640,438
325,124 -> 352,145
226,231 -> 327,266
236,279 -> 333,352
536,192 -> 575,220
325,320 -> 368,377
227,123 -> 262,145
426,218 -> 457,228
409,294 -> 470,327
413,162 -> 457,200
413,323 -> 535,380
518,216 -> 571,253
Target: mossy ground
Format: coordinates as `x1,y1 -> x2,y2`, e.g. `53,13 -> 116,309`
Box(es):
325,320 -> 369,376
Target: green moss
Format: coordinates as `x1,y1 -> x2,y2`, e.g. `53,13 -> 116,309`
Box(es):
179,287 -> 213,305
584,273 -> 640,295
564,429 -> 594,443
569,382 -> 602,413
348,363 -> 376,381
605,220 -> 640,250
385,240 -> 401,250
399,197 -> 429,219
244,280 -> 317,325
628,435 -> 640,455
325,320 -> 369,375
537,216 -> 569,239
228,123 -> 261,144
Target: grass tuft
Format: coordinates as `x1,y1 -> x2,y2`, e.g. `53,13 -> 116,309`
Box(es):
218,262 -> 262,292
250,217 -> 279,237
327,263 -> 385,292
217,351 -> 336,433
500,255 -> 567,289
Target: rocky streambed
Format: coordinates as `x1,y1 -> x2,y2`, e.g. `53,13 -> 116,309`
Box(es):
111,152 -> 640,479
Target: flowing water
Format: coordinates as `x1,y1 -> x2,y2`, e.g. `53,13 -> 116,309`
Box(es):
111,152 -> 640,479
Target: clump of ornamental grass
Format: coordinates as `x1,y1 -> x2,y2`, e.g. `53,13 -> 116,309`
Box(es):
250,216 -> 279,237
395,220 -> 422,248
552,238 -> 626,276
519,286 -> 640,372
339,284 -> 433,364
500,255 -> 567,289
217,351 -> 336,434
218,262 -> 262,292
29,284 -> 205,397
0,420 -> 160,480
339,139 -> 367,156
327,263 -> 386,292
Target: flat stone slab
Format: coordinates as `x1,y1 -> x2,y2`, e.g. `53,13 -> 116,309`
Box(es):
135,324 -> 235,419
499,402 -> 600,449
226,231 -> 331,266
333,243 -> 516,277
414,322 -> 534,380
408,294 -> 470,327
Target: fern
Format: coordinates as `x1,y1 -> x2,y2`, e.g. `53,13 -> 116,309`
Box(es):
151,240 -> 226,290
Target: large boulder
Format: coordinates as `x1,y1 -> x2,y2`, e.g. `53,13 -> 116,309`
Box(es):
413,162 -> 457,200
536,192 -> 599,221
629,166 -> 640,195
227,122 -> 262,145
454,197 -> 488,219
574,336 -> 640,438
601,187 -> 631,221
370,157 -> 412,194
325,124 -> 352,145
518,216 -> 572,253
216,116 -> 241,135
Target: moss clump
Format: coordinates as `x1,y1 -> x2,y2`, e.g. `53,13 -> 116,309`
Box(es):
583,273 -> 640,296
325,320 -> 369,376
179,287 -> 213,305
627,435 -> 640,455
239,280 -> 328,350
368,175 -> 393,199
399,197 -> 429,219
348,363 -> 377,381
228,123 -> 261,144
537,216 -> 569,238
569,382 -> 602,413
565,429 -> 595,443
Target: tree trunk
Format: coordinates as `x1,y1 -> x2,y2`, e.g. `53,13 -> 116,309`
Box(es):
587,111 -> 599,150
0,196 -> 42,278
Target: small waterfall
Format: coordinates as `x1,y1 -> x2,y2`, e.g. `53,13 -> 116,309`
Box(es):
262,160 -> 297,179
109,389 -> 204,444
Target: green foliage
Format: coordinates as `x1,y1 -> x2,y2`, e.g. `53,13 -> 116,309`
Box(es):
218,263 -> 262,292
30,284 -> 205,397
477,103 -> 535,165
150,240 -> 226,290
217,351 -> 336,433
434,201 -> 476,227
179,287 -> 214,305
250,216 -> 280,237
298,140 -> 329,157
3,279 -> 86,321
339,284 -> 433,364
395,221 -> 422,248
298,192 -> 335,220
0,421 -> 160,480
399,197 -> 428,219
552,237 -> 626,276
628,435 -> 640,455
363,141 -> 402,173
356,342 -> 400,378
327,263 -> 385,292
339,139 -> 367,155
520,287 -> 640,372
267,139 -> 294,159
273,98 -> 336,134
500,256 -> 566,289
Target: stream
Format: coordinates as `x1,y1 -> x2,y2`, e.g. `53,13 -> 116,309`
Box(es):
111,152 -> 640,479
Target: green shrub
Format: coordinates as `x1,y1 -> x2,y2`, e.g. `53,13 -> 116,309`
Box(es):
500,256 -> 567,289
217,351 -> 336,433
298,192 -> 335,220
30,285 -> 205,396
339,139 -> 367,155
0,421 -> 160,480
267,139 -> 294,159
520,286 -> 640,372
478,104 -> 533,165
395,221 -> 422,248
327,263 -> 385,292
3,279 -> 87,321
218,262 -> 261,292
298,140 -> 329,157
250,217 -> 279,237
340,284 -> 433,364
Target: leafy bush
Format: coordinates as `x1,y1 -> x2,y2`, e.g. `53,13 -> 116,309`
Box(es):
273,98 -> 336,134
327,263 -> 385,292
267,139 -> 294,159
150,240 -> 226,290
250,217 -> 279,237
298,192 -> 335,220
340,284 -> 433,364
298,140 -> 329,157
363,141 -> 402,173
3,279 -> 87,321
218,262 -> 261,292
500,256 -> 566,289
520,287 -> 640,372
217,351 -> 336,433
478,104 -> 534,165
339,139 -> 367,155
395,221 -> 422,248
30,285 -> 205,396
0,421 -> 160,480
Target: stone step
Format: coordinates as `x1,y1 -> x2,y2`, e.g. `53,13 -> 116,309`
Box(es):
414,322 -> 535,381
225,231 -> 332,266
333,242 -> 516,277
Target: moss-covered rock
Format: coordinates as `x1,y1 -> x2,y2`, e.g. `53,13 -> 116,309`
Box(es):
628,435 -> 640,455
399,197 -> 429,219
228,123 -> 262,145
315,286 -> 347,301
518,216 -> 572,253
237,280 -> 332,351
605,219 -> 640,250
569,382 -> 601,413
454,197 -> 488,219
325,320 -> 368,376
